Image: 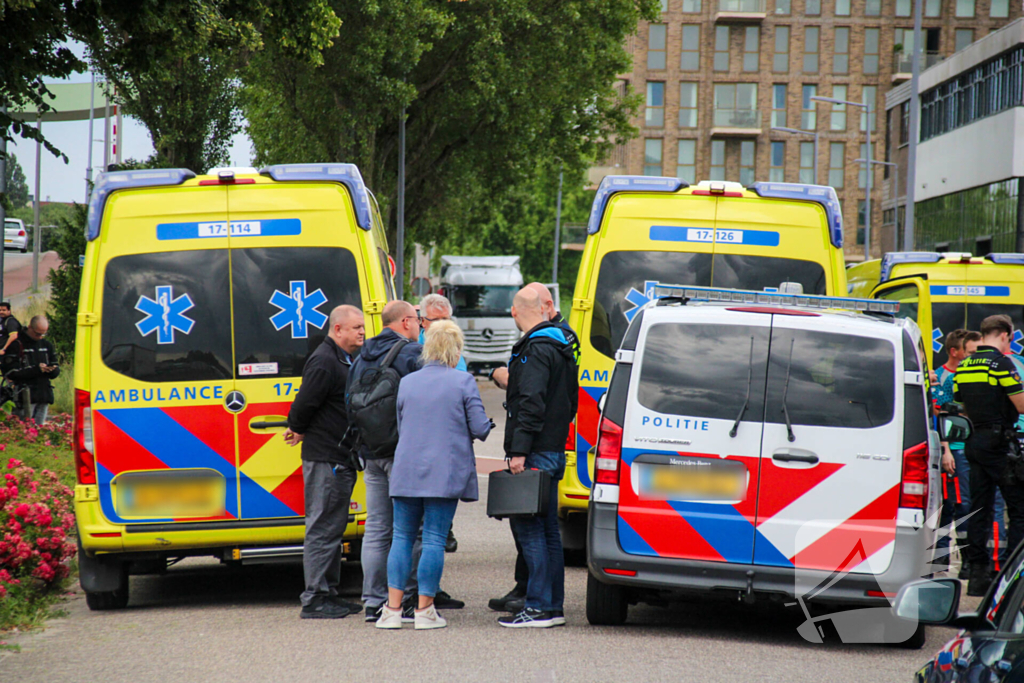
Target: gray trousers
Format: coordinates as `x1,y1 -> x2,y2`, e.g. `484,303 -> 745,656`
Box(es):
361,457 -> 419,607
300,460 -> 356,606
20,402 -> 48,425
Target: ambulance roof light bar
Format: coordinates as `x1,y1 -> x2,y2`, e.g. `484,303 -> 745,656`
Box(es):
878,251 -> 944,282
651,283 -> 900,315
259,163 -> 373,231
986,253 -> 1024,266
86,168 -> 196,241
586,175 -> 688,235
749,182 -> 844,250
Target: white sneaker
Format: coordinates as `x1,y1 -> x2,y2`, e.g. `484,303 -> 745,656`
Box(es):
414,604 -> 448,630
375,604 -> 403,629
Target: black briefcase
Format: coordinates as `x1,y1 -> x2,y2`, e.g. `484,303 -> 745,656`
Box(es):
486,468 -> 552,519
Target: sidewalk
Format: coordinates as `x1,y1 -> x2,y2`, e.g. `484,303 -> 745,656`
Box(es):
1,251 -> 58,309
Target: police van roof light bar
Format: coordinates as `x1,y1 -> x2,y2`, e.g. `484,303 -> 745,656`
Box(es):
86,169 -> 196,241
651,284 -> 900,315
586,175 -> 687,235
749,182 -> 844,249
259,163 -> 373,231
878,251 -> 944,283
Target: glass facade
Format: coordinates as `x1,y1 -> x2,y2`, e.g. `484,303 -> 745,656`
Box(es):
915,179 -> 1020,252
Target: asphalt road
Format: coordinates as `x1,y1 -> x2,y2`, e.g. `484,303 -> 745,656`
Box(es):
1,381 -> 964,683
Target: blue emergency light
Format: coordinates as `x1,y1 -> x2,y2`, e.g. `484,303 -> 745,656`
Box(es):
86,169 -> 195,241
259,164 -> 373,231
749,182 -> 844,249
878,252 -> 944,282
586,176 -> 687,235
986,253 -> 1024,266
650,283 -> 900,315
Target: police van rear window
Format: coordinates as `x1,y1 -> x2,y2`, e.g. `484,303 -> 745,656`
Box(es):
764,329 -> 895,429
101,251 -> 233,382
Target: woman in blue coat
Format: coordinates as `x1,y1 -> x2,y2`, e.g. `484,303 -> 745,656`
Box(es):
377,320 -> 492,630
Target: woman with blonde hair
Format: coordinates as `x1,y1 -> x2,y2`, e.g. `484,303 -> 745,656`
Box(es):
376,320 -> 491,630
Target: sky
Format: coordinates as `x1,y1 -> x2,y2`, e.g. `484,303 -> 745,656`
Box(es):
8,42 -> 253,205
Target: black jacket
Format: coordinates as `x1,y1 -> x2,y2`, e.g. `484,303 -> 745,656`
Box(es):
3,333 -> 60,405
504,320 -> 579,457
288,337 -> 356,465
346,327 -> 422,460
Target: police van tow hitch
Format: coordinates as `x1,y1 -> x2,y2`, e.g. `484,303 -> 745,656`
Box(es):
742,570 -> 756,604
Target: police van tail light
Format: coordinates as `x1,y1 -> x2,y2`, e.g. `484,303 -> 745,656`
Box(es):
565,421 -> 576,452
899,441 -> 929,509
594,417 -> 623,485
74,389 -> 96,485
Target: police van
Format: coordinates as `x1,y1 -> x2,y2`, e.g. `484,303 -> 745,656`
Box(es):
586,285 -> 943,640
74,164 -> 394,609
562,177 -> 849,553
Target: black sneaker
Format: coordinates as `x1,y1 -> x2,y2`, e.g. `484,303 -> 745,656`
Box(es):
301,596 -> 350,619
446,529 -> 458,553
505,597 -> 525,614
328,596 -> 363,613
364,604 -> 383,623
499,607 -> 554,628
488,587 -> 526,612
551,610 -> 566,627
401,598 -> 416,624
434,589 -> 465,610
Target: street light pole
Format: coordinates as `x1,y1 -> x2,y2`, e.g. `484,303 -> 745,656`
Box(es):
770,127 -> 818,182
857,158 -> 898,253
397,106 -> 405,301
906,0 -> 923,249
552,165 -> 563,284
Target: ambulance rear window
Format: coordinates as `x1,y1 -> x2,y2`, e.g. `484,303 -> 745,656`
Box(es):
101,251 -> 233,382
711,254 -> 826,294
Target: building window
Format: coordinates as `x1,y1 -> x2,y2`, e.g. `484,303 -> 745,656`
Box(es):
644,139 -> 663,176
715,26 -> 730,72
955,29 -> 973,52
834,27 -> 850,74
926,0 -> 941,16
801,84 -> 817,129
857,200 -> 866,245
682,0 -> 701,11
771,84 -> 788,127
681,25 -> 701,71
679,82 -> 698,128
900,101 -> 910,145
770,141 -> 786,182
648,24 -> 667,70
710,140 -> 726,180
659,0 -> 669,10
865,0 -> 881,14
740,141 -> 756,186
835,0 -> 850,15
863,28 -> 879,74
955,0 -> 974,16
799,141 -> 815,183
806,0 -> 821,14
829,142 -> 845,188
714,83 -> 759,127
776,0 -> 791,14
992,0 -> 1009,17
803,27 -> 819,73
861,85 -> 876,131
830,84 -> 847,131
677,140 -> 696,184
646,82 -> 665,127
859,143 -> 869,188
743,27 -> 760,72
896,0 -> 911,14
773,26 -> 790,73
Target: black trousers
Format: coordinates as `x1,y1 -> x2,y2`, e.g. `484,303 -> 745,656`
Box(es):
514,531 -> 528,591
966,432 -> 1024,570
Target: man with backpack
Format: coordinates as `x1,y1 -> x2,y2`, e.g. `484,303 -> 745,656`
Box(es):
347,300 -> 464,621
2,315 -> 59,425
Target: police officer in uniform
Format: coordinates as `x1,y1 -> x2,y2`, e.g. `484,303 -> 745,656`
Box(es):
954,314 -> 1024,595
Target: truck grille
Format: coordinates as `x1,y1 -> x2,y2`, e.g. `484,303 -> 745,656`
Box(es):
463,328 -> 519,355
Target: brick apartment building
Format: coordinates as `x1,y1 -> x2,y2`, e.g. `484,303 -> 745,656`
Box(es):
594,0 -> 1021,258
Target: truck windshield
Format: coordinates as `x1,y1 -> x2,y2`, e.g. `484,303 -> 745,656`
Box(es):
452,285 -> 518,316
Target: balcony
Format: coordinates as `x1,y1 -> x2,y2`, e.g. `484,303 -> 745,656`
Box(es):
715,0 -> 767,21
892,51 -> 943,82
711,108 -> 762,136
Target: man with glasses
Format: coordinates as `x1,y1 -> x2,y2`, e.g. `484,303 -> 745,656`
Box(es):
418,294 -> 467,372
2,315 -> 59,425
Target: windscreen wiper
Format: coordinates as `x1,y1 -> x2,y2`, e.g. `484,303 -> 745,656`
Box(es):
780,338 -> 796,442
730,336 -> 756,438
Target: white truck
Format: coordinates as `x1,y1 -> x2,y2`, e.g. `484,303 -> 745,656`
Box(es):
439,255 -> 524,370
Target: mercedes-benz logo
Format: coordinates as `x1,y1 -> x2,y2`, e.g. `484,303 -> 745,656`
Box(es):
482,328 -> 494,341
225,390 -> 246,413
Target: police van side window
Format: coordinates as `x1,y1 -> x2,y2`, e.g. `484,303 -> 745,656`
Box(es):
902,332 -> 921,372
591,251 -> 713,359
711,254 -> 827,294
764,329 -> 895,429
637,323 -> 770,421
231,247 -> 363,378
100,251 -> 233,382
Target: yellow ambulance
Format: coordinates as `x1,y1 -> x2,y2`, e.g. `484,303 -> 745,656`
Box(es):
73,164 -> 394,609
562,177 -> 849,553
853,252 -> 1024,369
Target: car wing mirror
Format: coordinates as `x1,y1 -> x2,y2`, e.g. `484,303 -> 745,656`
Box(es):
893,578 -> 961,626
940,414 -> 974,443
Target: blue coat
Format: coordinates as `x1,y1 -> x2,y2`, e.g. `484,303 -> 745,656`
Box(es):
391,362 -> 492,501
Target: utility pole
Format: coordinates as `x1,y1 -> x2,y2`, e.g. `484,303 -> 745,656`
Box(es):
552,166 -> 563,283
32,115 -> 41,292
397,107 -> 406,300
86,72 -> 95,203
905,0 -> 923,250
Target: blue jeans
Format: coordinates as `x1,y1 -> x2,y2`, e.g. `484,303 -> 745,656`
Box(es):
994,489 -> 1008,565
508,451 -> 565,613
938,449 -> 971,553
387,497 -> 458,599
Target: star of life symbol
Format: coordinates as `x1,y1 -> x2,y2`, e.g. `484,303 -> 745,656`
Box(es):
135,285 -> 195,345
269,280 -> 328,339
933,327 -> 944,353
623,280 -> 659,322
1013,330 -> 1024,355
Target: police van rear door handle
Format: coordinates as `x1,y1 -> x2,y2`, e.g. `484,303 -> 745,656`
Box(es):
772,449 -> 819,465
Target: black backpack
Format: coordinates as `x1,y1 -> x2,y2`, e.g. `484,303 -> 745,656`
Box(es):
346,339 -> 409,459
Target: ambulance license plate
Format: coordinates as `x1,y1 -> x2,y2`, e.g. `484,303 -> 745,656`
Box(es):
639,457 -> 746,502
117,470 -> 225,518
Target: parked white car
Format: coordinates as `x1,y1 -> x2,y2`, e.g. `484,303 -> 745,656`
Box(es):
4,219 -> 28,252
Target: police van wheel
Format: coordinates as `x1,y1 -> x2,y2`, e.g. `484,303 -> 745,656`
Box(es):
586,572 -> 628,625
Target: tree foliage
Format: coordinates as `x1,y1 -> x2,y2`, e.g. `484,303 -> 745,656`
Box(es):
2,154 -> 30,212
47,203 -> 86,361
243,0 -> 656,252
